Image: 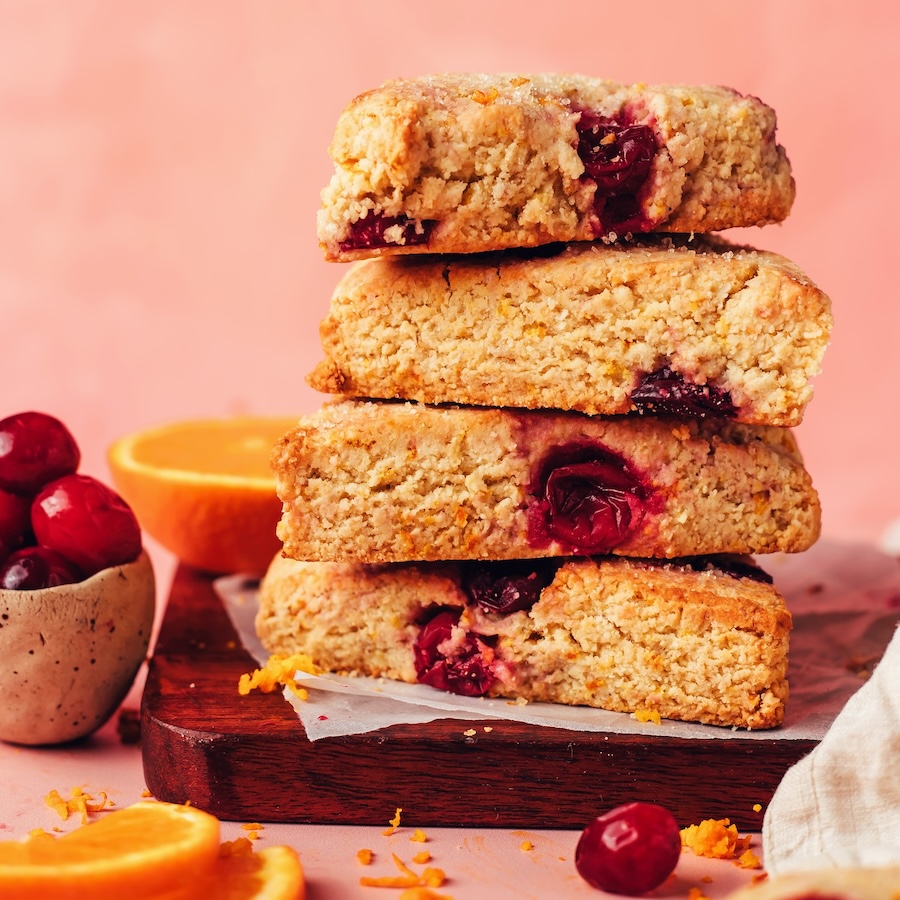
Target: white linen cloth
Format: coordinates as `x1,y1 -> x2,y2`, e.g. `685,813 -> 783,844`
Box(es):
763,621 -> 900,874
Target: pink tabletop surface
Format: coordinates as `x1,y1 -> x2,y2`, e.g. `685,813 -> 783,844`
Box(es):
0,735 -> 759,899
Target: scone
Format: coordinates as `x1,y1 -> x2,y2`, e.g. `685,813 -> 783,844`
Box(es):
724,867 -> 900,898
258,553 -> 790,729
309,238 -> 832,427
272,400 -> 820,564
318,74 -> 795,261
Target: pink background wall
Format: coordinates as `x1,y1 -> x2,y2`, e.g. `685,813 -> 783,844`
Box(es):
2,1 -> 898,551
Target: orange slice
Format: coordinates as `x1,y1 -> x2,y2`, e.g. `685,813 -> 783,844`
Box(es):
171,841 -> 305,900
0,801 -> 221,899
107,417 -> 299,575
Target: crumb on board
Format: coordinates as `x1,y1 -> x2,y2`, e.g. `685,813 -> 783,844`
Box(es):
483,726 -> 493,733
44,787 -> 114,824
238,653 -> 318,698
634,708 -> 662,725
383,807 -> 402,836
463,729 -> 476,737
752,803 -> 762,812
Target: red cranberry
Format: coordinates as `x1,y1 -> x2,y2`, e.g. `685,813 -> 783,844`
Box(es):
528,443 -> 649,555
575,802 -> 681,895
31,474 -> 142,576
0,488 -> 32,553
339,213 -> 436,252
0,546 -> 84,590
632,367 -> 737,419
0,411 -> 80,495
413,609 -> 494,697
574,109 -> 656,234
461,559 -> 561,615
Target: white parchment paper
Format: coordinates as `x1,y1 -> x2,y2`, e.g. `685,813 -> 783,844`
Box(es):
216,541 -> 900,743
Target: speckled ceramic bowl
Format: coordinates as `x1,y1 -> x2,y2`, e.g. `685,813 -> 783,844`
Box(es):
0,550 -> 155,745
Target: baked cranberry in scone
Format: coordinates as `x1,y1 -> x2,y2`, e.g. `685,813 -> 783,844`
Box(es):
308,238 -> 831,428
272,400 -> 820,565
319,74 -> 795,260
257,552 -> 791,728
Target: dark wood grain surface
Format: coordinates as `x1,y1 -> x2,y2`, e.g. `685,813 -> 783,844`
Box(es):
141,565 -> 817,829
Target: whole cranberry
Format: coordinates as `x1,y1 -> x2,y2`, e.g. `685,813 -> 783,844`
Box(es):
0,546 -> 84,590
0,412 -> 80,495
0,488 -> 32,553
575,802 -> 681,895
31,474 -> 142,576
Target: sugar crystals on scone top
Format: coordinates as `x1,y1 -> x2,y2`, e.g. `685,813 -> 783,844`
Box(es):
318,74 -> 795,261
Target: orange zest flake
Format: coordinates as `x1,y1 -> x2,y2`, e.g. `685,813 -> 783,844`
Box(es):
738,848 -> 762,869
634,708 -> 662,725
360,853 -> 446,890
412,850 -> 431,864
241,822 -> 263,841
357,848 -> 374,865
688,889 -> 712,900
237,653 -> 318,699
383,807 -> 402,836
45,787 -> 114,824
520,840 -> 533,852
410,828 -> 427,843
470,87 -> 499,105
680,818 -> 754,861
398,888 -> 452,900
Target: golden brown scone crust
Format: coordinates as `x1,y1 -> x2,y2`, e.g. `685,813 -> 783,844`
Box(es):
724,866 -> 900,899
272,400 -> 820,564
318,74 -> 795,260
258,553 -> 790,729
309,237 -> 832,427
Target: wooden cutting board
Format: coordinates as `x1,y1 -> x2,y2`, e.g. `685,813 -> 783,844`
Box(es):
141,565 -> 816,829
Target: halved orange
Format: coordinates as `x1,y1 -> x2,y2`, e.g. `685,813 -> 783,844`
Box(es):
0,804 -> 305,900
107,417 -> 299,576
172,842 -> 305,900
0,801 -> 221,899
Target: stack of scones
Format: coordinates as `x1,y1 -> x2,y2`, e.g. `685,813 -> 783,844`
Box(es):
257,74 -> 831,730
